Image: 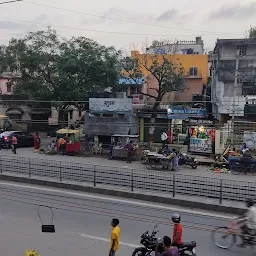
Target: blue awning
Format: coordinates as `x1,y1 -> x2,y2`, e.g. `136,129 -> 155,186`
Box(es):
119,78 -> 144,85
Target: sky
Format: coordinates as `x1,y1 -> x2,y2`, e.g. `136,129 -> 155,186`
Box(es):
0,0 -> 255,54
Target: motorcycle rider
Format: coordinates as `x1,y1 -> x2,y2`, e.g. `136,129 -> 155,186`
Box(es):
171,213 -> 183,247
239,198 -> 256,247
155,236 -> 179,256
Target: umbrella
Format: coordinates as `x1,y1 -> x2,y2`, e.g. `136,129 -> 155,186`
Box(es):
56,129 -> 79,134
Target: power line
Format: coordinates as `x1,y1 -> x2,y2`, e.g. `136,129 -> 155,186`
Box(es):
0,0 -> 22,4
23,0 -> 242,36
0,16 -> 203,37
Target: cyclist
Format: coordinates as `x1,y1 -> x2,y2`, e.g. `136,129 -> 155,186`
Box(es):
171,213 -> 183,247
239,198 -> 256,247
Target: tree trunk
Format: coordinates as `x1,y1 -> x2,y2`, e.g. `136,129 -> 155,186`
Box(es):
147,101 -> 160,149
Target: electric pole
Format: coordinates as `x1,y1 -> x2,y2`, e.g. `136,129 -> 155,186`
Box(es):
231,48 -> 240,147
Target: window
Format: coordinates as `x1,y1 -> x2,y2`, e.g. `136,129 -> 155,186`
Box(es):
189,67 -> 198,76
242,82 -> 256,95
131,86 -> 139,95
69,110 -> 73,120
239,45 -> 247,56
7,84 -> 12,93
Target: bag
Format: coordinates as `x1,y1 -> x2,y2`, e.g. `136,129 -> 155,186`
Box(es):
24,249 -> 40,256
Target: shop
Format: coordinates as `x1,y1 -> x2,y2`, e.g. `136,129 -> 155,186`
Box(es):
187,120 -> 215,154
111,134 -> 140,160
84,98 -> 138,149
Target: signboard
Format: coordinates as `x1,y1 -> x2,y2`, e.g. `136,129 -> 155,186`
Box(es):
189,138 -> 212,154
244,131 -> 256,150
89,98 -> 132,113
167,107 -> 205,119
189,119 -> 213,125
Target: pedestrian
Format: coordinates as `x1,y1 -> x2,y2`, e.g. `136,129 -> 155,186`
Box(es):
108,142 -> 114,160
126,141 -> 133,163
109,218 -> 120,256
58,137 -> 66,155
12,135 -> 17,154
34,132 -> 41,152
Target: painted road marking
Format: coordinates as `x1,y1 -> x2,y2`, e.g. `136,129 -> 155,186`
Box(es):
0,181 -> 234,219
80,233 -> 140,248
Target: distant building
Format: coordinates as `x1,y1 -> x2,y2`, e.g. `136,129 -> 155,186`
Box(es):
211,38 -> 256,121
146,36 -> 204,55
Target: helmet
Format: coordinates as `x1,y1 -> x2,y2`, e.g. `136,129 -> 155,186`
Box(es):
171,213 -> 181,223
246,198 -> 254,207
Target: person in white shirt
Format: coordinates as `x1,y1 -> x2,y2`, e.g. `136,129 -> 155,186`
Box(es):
239,198 -> 256,247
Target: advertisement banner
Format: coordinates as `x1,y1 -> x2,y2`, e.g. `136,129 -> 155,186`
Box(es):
189,138 -> 212,154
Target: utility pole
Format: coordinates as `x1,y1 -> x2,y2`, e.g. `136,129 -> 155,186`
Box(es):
231,48 -> 240,147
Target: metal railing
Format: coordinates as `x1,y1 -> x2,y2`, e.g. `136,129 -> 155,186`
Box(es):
0,154 -> 255,204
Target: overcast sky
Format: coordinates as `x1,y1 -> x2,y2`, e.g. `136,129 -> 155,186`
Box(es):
0,0 -> 255,53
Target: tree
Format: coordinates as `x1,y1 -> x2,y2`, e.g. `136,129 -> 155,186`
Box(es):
121,51 -> 186,143
0,28 -> 121,120
249,26 -> 256,38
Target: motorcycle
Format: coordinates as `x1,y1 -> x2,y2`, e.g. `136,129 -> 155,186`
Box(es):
178,153 -> 198,169
132,225 -> 197,256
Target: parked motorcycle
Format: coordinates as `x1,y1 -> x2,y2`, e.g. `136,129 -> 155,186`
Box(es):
132,225 -> 197,256
178,153 -> 198,169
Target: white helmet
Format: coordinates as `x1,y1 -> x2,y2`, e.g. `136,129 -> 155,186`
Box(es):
171,213 -> 181,223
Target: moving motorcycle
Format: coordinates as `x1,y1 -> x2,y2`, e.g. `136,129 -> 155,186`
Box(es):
132,225 -> 197,256
178,153 -> 198,169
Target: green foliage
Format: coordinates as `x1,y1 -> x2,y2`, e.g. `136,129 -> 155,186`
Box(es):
249,26 -> 256,38
0,28 -> 121,106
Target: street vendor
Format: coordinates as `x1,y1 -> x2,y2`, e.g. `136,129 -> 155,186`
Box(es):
58,137 -> 66,155
163,144 -> 172,156
241,143 -> 248,154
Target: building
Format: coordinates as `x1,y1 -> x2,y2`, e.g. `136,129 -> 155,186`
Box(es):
0,72 -> 16,95
211,38 -> 256,122
147,36 -> 204,55
84,98 -> 137,147
129,46 -> 208,102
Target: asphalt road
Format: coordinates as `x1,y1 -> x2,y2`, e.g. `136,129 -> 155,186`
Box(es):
0,181 -> 252,256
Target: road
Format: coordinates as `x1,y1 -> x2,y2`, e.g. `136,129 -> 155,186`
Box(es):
0,181 -> 251,256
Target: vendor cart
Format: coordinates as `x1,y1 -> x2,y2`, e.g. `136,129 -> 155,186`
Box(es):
111,134 -> 141,160
144,152 -> 175,171
56,129 -> 81,153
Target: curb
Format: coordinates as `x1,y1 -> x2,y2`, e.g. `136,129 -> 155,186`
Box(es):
0,174 -> 245,215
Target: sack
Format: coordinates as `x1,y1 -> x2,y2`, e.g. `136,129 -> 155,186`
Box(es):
24,249 -> 40,256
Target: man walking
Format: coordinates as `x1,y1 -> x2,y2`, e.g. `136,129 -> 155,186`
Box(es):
12,135 -> 17,154
109,218 -> 120,256
126,141 -> 133,163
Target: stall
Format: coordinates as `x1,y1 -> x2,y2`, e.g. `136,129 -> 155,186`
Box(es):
56,129 -> 81,153
111,134 -> 140,160
188,125 -> 215,154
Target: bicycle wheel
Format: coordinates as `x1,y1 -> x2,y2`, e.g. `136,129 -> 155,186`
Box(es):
231,163 -> 243,175
212,227 -> 236,249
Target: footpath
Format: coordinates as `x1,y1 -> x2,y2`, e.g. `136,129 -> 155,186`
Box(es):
2,147 -> 256,182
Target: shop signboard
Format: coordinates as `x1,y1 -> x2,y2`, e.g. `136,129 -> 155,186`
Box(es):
167,107 -> 205,119
89,98 -> 132,113
189,138 -> 212,154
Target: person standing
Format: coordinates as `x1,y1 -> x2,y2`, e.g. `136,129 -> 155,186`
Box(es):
12,135 -> 17,154
126,141 -> 133,163
34,133 -> 41,152
109,218 -> 120,256
171,213 -> 183,247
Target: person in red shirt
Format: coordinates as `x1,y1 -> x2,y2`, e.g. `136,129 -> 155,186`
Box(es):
34,132 -> 41,152
171,213 -> 183,247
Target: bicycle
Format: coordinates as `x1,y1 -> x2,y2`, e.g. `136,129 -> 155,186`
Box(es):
212,217 -> 256,254
231,161 -> 256,175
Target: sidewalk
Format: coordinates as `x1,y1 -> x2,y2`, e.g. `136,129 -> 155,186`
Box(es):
2,147 -> 256,182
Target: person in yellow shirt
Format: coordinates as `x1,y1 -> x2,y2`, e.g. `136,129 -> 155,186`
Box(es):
109,218 -> 120,256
